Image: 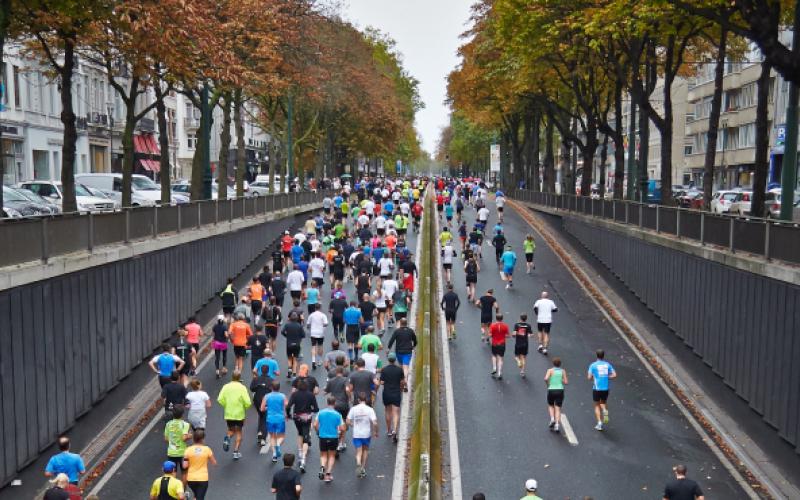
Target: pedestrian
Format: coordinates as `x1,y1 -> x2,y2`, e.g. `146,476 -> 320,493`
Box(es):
43,473 -> 72,500
184,317 -> 202,376
250,364 -> 272,446
380,352 -> 405,441
249,324 -> 270,372
182,430 -> 215,500
343,301 -> 364,361
441,284 -> 461,340
464,256 -> 479,302
475,289 -> 499,343
348,359 -> 377,407
306,303 -> 329,369
545,357 -> 568,432
212,315 -> 229,379
161,371 -> 188,419
287,378 -> 319,472
217,371 -> 252,460
149,461 -> 184,500
271,453 -> 302,500
185,379 -> 211,431
520,478 -> 542,500
387,318 -> 417,379
164,405 -> 191,488
488,313 -> 510,379
261,296 -> 282,353
663,464 -> 705,500
513,314 -> 533,377
523,234 -> 536,273
588,349 -> 617,431
149,344 -> 185,388
262,380 -> 288,463
491,230 -> 506,265
346,391 -> 379,478
533,291 -> 557,355
281,312 -> 306,378
220,278 -> 237,322
44,437 -> 85,486
441,242 -> 457,283
500,244 -> 517,289
228,313 -> 253,374
315,395 -> 346,483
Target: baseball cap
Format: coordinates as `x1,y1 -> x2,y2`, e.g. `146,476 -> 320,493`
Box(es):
163,461 -> 176,473
284,230 -> 290,234
387,352 -> 397,362
525,479 -> 537,491
217,314 -> 224,321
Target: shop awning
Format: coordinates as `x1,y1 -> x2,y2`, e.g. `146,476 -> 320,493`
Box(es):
133,134 -> 149,154
138,159 -> 161,173
145,134 -> 160,155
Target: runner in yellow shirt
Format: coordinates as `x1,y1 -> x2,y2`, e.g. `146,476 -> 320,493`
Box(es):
149,461 -> 184,500
182,430 -> 216,500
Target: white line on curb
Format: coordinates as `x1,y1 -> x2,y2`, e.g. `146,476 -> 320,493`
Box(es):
559,414 -> 579,446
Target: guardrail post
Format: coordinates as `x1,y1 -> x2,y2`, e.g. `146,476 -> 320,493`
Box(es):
87,212 -> 94,253
700,212 -> 705,245
229,198 -> 233,222
625,202 -> 629,224
676,209 -> 681,238
197,202 -> 201,229
656,205 -> 660,233
638,204 -> 643,228
124,209 -> 131,243
215,200 -> 219,225
729,217 -> 735,253
590,198 -> 595,217
612,200 -> 616,220
177,204 -> 182,233
764,221 -> 771,260
41,218 -> 49,263
153,206 -> 159,237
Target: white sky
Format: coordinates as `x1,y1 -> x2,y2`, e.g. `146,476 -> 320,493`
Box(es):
342,0 -> 473,155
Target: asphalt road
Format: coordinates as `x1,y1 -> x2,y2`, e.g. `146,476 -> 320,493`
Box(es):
95,222 -> 418,499
444,200 -> 749,499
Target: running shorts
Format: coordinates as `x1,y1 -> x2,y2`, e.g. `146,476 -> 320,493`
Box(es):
443,263 -> 452,270
165,456 -> 185,471
290,290 -> 302,300
480,314 -> 493,325
286,344 -> 301,358
503,266 -> 514,276
592,390 -> 609,403
382,392 -> 401,407
226,420 -> 244,431
293,419 -> 312,444
267,421 -> 285,434
514,344 -> 529,356
345,325 -> 360,344
490,344 -> 506,356
444,309 -> 457,322
320,438 -> 339,452
353,437 -> 371,449
537,322 -> 552,333
310,336 -> 324,346
547,389 -> 565,407
396,352 -> 412,366
525,253 -> 534,263
233,346 -> 247,358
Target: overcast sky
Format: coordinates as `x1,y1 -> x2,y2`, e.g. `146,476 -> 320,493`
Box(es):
342,0 -> 473,155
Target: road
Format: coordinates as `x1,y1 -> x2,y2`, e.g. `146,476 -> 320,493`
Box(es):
444,199 -> 749,499
94,224 -> 418,499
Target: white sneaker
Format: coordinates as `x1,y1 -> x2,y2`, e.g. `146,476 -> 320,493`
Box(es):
594,422 -> 603,431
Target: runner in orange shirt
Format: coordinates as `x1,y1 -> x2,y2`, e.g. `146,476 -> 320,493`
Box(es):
249,277 -> 265,317
228,315 -> 253,373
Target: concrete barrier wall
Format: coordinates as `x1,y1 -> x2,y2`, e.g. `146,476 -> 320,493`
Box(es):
560,215 -> 800,453
0,212 -> 308,486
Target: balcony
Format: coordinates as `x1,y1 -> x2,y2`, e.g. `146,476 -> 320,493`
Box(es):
184,117 -> 200,130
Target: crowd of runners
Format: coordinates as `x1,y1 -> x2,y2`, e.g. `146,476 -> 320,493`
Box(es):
39,176 -> 707,500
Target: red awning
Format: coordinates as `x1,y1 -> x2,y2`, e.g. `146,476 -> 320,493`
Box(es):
146,134 -> 161,155
138,159 -> 161,173
133,135 -> 147,154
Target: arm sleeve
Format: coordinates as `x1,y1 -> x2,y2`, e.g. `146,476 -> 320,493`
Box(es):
387,332 -> 396,350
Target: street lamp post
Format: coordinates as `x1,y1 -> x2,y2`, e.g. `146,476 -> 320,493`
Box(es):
106,101 -> 114,173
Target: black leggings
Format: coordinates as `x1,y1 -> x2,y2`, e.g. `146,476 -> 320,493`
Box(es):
214,349 -> 227,370
188,481 -> 209,500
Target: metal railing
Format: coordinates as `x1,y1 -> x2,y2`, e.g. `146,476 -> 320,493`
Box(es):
509,189 -> 800,265
0,190 -> 332,267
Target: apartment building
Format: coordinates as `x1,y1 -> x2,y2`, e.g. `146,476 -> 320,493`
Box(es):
1,45 -> 269,186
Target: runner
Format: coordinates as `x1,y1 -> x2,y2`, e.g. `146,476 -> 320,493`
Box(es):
444,200 -> 454,224
588,349 -> 616,431
346,392 -> 379,478
212,315 -> 229,379
228,314 -> 252,374
184,317 -> 202,376
216,371 -> 252,460
442,242 -> 457,283
281,312 -> 306,378
149,344 -> 185,388
523,234 -> 536,273
185,379 -> 211,431
500,244 -> 518,289
220,278 -> 237,323
329,292 -> 348,343
348,359 -> 377,407
544,357 -> 568,433
488,313 -> 510,379
261,297 -> 282,353
323,367 -> 350,452
261,380 -> 288,462
343,301 -> 364,361
439,226 -> 453,248
306,303 -> 329,369
391,283 -> 410,327
44,437 -> 85,486
475,289 -> 500,342
287,378 -> 319,473
441,284 -> 461,340
512,314 -> 533,377
379,353 -> 405,441
252,348 -> 280,380
172,327 -> 194,386
491,230 -> 507,265
249,277 -> 265,317
164,405 -> 191,487
281,231 -> 294,269
149,461 -> 184,500
315,396 -> 346,483
270,454 -> 302,499
520,479 -> 542,500
161,372 -> 187,420
663,464 -> 705,500
533,291 -> 557,355
250,364 -> 272,446
248,324 -> 269,373
495,190 -> 506,223
464,255 -> 479,302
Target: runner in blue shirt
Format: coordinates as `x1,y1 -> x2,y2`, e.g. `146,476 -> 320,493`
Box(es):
253,350 -> 280,378
499,245 -> 518,289
291,242 -> 304,266
45,437 -> 85,484
444,203 -> 454,224
314,396 -> 346,482
587,349 -> 617,431
343,302 -> 364,361
261,381 -> 287,462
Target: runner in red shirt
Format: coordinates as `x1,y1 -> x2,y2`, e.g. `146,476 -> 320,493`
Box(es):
411,203 -> 423,233
281,231 -> 294,268
489,314 -> 510,380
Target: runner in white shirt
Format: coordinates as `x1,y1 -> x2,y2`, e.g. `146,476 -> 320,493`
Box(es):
477,206 -> 490,224
374,215 -> 387,236
532,291 -> 558,355
306,305 -> 329,368
373,288 -> 389,333
392,190 -> 401,202
441,243 -> 457,283
286,269 -> 305,300
294,232 -> 307,244
310,237 -> 322,255
381,188 -> 390,199
346,394 -> 378,478
377,255 -> 394,280
361,348 -> 380,374
399,201 -> 410,216
357,213 -> 370,228
381,277 -> 399,326
364,199 -> 375,217
309,256 -> 326,286
495,194 -> 506,223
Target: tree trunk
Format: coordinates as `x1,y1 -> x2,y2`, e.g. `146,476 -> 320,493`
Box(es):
218,92 -> 231,200
154,80 -> 171,205
704,29 -> 727,209
59,37 -> 78,213
544,112 -> 555,192
190,92 -> 213,201
613,82 -> 625,199
522,111 -> 533,189
599,133 -> 609,198
638,97 -> 650,201
660,79 -> 674,205
268,138 -> 278,193
531,109 -> 541,192
579,121 -> 597,197
234,89 -> 246,198
561,138 -> 572,195
0,0 -> 11,209
751,60 -> 772,217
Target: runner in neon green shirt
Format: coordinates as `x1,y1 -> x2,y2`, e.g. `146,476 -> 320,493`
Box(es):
523,234 -> 536,274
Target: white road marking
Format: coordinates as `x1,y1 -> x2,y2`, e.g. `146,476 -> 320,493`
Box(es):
559,414 -> 579,446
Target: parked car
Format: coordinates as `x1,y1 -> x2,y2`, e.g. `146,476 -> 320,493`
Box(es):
646,179 -> 662,204
710,190 -> 738,214
17,180 -> 115,213
729,191 -> 753,216
2,186 -> 59,218
247,180 -> 273,196
83,186 -> 122,210
765,189 -> 800,220
172,181 -> 236,200
678,190 -> 704,209
11,186 -> 61,214
75,173 -> 168,206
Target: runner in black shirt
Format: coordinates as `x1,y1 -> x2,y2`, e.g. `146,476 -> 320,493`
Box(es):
387,318 -> 417,378
259,265 -> 273,292
281,315 -> 305,378
329,295 -> 348,342
271,247 -> 284,275
379,353 -> 405,441
270,275 -> 286,309
287,378 -> 319,472
331,253 -> 345,284
512,314 -> 533,377
464,256 -> 479,301
475,289 -> 499,343
359,295 -> 377,335
663,464 -> 704,500
440,284 -> 461,340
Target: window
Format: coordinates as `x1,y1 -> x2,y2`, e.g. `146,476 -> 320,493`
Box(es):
684,144 -> 693,156
724,89 -> 739,111
739,122 -> 756,148
725,127 -> 739,150
13,65 -> 20,108
187,133 -> 197,149
739,83 -> 756,108
0,63 -> 7,108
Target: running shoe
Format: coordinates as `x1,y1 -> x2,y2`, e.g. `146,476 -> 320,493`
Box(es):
359,467 -> 367,478
325,473 -> 333,483
537,345 -> 543,353
299,459 -> 306,473
272,454 -> 278,463
233,451 -> 241,460
542,348 -> 548,355
319,467 -> 325,480
184,491 -> 193,500
595,422 -> 603,431
553,423 -> 560,433
603,408 -> 609,424
222,435 -> 230,452
312,362 -> 317,370
548,419 -> 555,429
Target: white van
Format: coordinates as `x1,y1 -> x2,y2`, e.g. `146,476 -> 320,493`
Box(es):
75,173 -> 169,206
